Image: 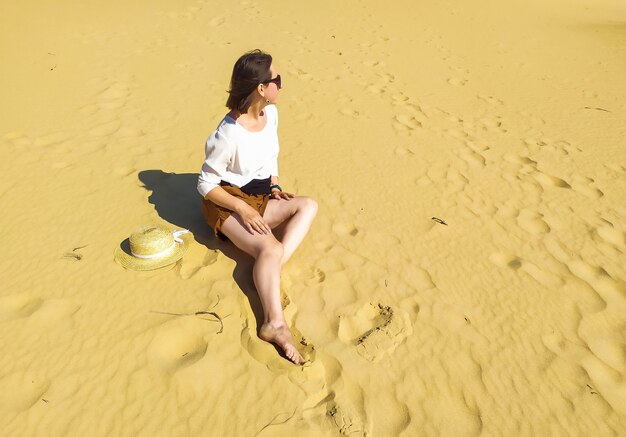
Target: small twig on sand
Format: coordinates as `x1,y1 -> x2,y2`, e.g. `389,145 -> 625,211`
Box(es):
150,295 -> 225,333
195,311 -> 225,333
255,408 -> 297,436
63,245 -> 88,261
584,106 -> 611,113
431,217 -> 448,226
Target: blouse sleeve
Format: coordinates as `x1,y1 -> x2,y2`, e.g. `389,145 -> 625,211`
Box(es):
197,130 -> 233,198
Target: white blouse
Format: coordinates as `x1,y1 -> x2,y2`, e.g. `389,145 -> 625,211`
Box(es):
197,104 -> 280,198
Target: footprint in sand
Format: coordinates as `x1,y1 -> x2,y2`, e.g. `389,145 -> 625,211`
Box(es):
28,299 -> 81,324
477,94 -> 503,106
489,252 -> 564,288
147,318 -> 210,374
594,223 -> 626,250
444,127 -> 469,141
0,293 -> 43,321
571,175 -> 604,199
541,237 -> 626,415
286,351 -> 369,436
305,268 -> 326,286
178,246 -> 219,279
516,209 -> 551,235
392,97 -> 427,119
465,140 -> 490,153
478,116 -> 507,133
504,153 -> 537,167
447,77 -> 467,86
365,83 -> 387,95
392,114 -> 422,134
391,93 -> 409,103
543,332 -> 626,415
544,237 -> 626,311
442,167 -> 469,194
524,138 -> 581,156
530,170 -> 571,189
332,221 -> 359,237
457,147 -> 486,167
0,372 -> 50,412
338,302 -> 412,362
394,146 -> 414,157
0,292 -> 81,327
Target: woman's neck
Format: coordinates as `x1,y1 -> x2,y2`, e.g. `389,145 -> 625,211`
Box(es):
244,99 -> 267,120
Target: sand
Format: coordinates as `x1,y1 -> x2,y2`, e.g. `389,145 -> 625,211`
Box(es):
1,0 -> 626,435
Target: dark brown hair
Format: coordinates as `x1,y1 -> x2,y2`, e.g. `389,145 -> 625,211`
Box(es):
226,49 -> 273,113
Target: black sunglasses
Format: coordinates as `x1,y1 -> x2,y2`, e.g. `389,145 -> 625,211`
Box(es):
263,74 -> 282,89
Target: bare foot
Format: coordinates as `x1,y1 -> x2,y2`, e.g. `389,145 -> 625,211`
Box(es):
259,322 -> 305,365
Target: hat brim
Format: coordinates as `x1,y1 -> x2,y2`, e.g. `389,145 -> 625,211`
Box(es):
114,235 -> 188,271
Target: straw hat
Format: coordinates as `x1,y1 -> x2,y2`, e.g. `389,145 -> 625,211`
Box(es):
114,225 -> 190,271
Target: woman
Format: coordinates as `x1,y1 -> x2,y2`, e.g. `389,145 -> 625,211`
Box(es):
198,50 -> 318,365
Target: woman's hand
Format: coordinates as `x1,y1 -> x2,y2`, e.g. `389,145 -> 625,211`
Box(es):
235,203 -> 272,235
270,190 -> 295,201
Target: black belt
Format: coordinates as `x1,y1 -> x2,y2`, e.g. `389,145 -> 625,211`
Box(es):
220,177 -> 271,195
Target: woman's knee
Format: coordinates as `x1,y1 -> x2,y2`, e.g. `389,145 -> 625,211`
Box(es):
256,238 -> 284,259
298,196 -> 318,216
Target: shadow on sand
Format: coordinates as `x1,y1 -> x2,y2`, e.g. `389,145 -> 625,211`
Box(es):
138,169 -> 267,328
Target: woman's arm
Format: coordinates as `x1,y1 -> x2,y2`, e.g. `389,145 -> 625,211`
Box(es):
198,130 -> 233,198
204,186 -> 246,211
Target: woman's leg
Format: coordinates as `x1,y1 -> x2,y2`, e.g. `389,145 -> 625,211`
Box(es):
263,196 -> 318,265
219,213 -> 305,364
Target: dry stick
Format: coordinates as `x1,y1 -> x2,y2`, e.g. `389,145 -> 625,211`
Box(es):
584,106 -> 611,113
431,217 -> 448,226
255,408 -> 297,436
62,245 -> 88,261
150,296 -> 226,333
150,310 -> 227,334
195,311 -> 225,334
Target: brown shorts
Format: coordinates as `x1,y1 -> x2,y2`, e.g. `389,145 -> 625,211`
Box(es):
201,185 -> 270,240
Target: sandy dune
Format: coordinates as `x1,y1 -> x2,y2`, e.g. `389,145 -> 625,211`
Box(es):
1,0 -> 625,435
